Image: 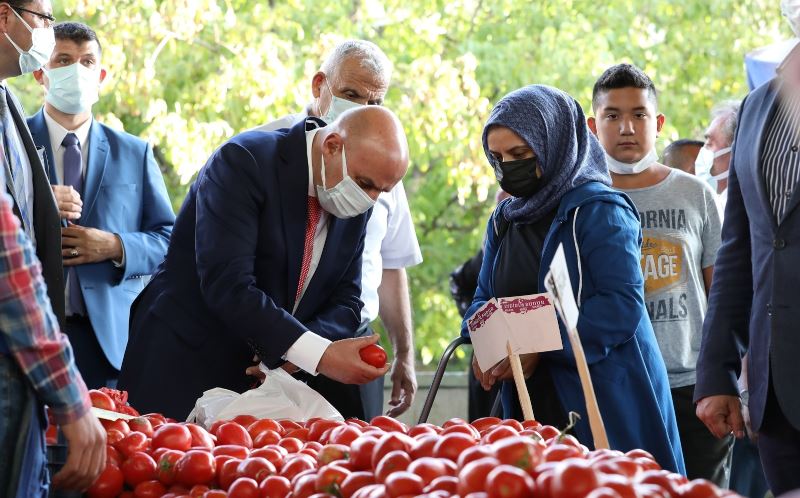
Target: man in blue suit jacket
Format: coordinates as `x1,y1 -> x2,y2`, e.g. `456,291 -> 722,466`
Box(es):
695,69 -> 800,494
28,22 -> 175,388
118,106 -> 409,420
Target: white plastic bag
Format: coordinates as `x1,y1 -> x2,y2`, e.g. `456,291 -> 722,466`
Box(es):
187,366 -> 343,428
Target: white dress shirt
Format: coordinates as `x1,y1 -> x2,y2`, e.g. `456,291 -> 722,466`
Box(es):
43,109 -> 91,184
282,124 -> 333,375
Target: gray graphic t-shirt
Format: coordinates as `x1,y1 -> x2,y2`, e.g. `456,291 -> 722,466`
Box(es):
620,169 -> 722,388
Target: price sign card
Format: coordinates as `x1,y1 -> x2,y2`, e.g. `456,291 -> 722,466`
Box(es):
467,293 -> 563,371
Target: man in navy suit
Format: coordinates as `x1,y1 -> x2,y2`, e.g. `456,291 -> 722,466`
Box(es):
28,22 -> 175,388
118,106 -> 409,420
694,41 -> 800,495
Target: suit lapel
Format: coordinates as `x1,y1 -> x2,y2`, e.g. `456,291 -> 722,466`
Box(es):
81,120 -> 108,222
28,110 -> 57,183
276,120 -> 311,311
751,81 -> 780,232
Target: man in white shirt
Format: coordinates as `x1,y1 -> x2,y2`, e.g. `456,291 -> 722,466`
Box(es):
695,101 -> 740,216
254,40 -> 422,418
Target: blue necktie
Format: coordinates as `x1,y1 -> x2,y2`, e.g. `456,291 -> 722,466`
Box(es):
62,132 -> 86,316
0,86 -> 34,241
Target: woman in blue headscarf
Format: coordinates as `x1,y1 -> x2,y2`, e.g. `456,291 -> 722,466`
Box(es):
461,85 -> 685,474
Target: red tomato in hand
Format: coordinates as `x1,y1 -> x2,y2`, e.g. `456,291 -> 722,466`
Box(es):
86,464 -> 124,498
359,344 -> 387,368
152,423 -> 193,452
175,449 -> 216,486
121,451 -> 157,486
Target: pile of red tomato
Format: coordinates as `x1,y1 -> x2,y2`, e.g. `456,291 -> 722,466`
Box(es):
80,390 -> 740,498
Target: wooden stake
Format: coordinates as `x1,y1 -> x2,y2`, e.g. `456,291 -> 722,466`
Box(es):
506,340 -> 535,421
565,327 -> 609,449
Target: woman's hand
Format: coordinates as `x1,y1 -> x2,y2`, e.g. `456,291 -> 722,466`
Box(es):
472,355 -> 498,391
491,353 -> 540,381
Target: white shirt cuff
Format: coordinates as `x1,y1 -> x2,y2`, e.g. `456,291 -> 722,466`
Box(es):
112,234 -> 126,268
283,331 -> 331,375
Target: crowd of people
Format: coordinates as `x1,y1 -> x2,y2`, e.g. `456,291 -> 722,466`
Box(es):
1,0 -> 799,497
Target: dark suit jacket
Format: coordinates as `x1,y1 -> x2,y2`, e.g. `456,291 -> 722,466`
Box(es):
27,110 -> 175,370
695,78 -> 800,431
3,88 -> 64,325
118,120 -> 368,419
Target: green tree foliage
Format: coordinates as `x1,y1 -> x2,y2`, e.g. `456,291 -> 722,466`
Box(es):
10,0 -> 786,367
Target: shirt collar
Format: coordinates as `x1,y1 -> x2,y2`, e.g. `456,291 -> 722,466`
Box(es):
305,117 -> 326,197
43,108 -> 92,150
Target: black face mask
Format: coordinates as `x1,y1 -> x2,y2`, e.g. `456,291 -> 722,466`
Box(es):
494,157 -> 543,197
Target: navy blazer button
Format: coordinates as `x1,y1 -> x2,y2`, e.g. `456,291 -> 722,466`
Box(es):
793,145 -> 799,152
774,238 -> 786,249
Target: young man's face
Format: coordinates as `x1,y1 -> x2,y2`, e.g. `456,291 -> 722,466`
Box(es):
590,87 -> 664,164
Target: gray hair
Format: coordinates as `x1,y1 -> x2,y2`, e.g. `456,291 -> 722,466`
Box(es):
710,100 -> 741,145
320,40 -> 392,84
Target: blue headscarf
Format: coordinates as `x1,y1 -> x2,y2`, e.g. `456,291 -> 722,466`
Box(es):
482,85 -> 611,224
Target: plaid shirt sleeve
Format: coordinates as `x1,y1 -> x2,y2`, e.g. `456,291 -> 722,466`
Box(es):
0,189 -> 91,425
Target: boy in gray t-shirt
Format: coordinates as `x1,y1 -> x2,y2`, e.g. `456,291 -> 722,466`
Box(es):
623,170 -> 721,387
588,63 -> 729,485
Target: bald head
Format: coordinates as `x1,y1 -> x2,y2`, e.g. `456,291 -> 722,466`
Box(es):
312,106 -> 409,202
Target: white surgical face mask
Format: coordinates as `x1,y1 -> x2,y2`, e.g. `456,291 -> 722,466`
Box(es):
605,148 -> 658,175
43,63 -> 100,114
321,77 -> 362,123
316,145 -> 376,218
695,146 -> 731,177
4,8 -> 55,74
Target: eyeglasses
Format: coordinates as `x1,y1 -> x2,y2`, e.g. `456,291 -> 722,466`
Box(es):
13,6 -> 56,26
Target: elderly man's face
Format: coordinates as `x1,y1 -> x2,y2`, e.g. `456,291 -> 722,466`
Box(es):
704,114 -> 733,176
313,57 -> 388,118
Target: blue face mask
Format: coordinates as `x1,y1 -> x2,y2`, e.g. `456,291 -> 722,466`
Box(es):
4,8 -> 54,74
43,63 -> 100,115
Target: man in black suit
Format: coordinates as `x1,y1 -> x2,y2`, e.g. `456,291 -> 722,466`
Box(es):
0,0 -> 64,325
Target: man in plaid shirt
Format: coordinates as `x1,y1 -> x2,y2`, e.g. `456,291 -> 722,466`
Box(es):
0,173 -> 106,494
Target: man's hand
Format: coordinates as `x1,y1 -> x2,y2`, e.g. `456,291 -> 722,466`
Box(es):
62,223 -> 123,266
386,350 -> 416,417
317,334 -> 390,385
51,410 -> 106,491
52,185 -> 83,220
696,394 -> 746,439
